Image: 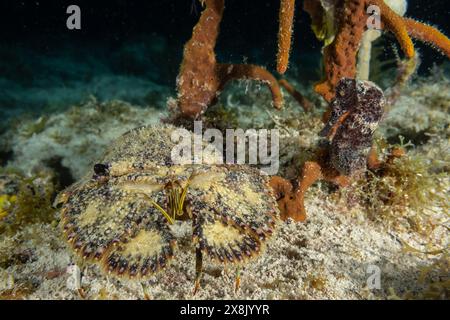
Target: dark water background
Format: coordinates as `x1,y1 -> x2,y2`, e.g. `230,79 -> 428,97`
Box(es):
0,0 -> 449,123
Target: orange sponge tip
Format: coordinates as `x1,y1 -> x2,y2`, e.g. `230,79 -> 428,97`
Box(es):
277,0 -> 296,74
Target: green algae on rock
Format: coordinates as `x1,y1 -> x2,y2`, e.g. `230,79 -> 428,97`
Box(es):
0,169 -> 57,235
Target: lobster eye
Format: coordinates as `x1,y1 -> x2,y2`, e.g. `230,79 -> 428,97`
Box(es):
93,163 -> 109,177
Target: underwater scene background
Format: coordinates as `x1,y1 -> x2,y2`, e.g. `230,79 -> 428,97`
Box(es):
1,0 -> 448,123
0,0 -> 448,300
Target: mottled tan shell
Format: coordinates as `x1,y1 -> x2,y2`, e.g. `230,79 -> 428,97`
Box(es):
57,125 -> 279,279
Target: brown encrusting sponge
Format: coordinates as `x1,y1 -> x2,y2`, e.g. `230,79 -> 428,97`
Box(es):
176,0 -> 283,119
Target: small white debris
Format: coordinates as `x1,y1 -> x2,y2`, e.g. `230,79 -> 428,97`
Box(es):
66,264 -> 82,292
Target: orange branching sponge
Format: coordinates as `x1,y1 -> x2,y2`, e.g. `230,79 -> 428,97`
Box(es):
176,0 -> 283,119
372,0 -> 414,59
309,0 -> 450,102
176,0 -> 223,118
403,18 -> 450,58
217,64 -> 283,109
313,0 -> 367,102
277,0 -> 296,74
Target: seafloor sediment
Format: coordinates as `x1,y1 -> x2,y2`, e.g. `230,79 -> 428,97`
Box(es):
0,71 -> 448,300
